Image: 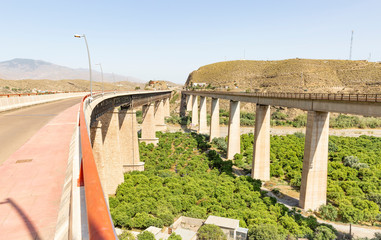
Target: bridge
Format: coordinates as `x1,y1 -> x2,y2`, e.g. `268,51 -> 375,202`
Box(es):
181,91 -> 381,211
1,89 -> 380,239
0,90 -> 171,239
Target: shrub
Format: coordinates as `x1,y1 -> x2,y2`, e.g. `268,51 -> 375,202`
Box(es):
313,225 -> 336,240
119,231 -> 135,240
137,231 -> 155,240
197,224 -> 226,240
248,224 -> 286,240
318,204 -> 338,221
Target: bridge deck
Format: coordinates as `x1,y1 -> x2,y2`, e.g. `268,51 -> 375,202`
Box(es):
0,103 -> 79,239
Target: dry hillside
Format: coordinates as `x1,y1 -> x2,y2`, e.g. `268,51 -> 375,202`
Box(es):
0,79 -> 144,94
186,59 -> 381,94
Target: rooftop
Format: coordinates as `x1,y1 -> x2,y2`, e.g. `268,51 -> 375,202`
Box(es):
204,215 -> 240,230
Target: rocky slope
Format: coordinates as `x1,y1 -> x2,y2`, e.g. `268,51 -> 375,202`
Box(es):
186,59 -> 381,94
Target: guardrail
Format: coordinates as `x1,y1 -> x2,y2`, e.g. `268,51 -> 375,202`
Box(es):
184,91 -> 381,103
0,92 -> 87,112
79,94 -> 116,240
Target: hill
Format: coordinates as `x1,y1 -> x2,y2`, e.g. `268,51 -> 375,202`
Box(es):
186,59 -> 381,94
0,79 -> 144,94
0,58 -> 144,83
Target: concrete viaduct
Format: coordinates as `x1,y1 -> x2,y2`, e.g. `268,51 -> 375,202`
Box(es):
181,90 -> 381,211
85,90 -> 172,198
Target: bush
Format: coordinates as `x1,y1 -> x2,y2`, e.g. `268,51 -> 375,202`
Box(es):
168,233 -> 182,240
313,225 -> 336,240
137,231 -> 155,240
319,204 -> 338,221
119,231 -> 135,240
197,224 -> 226,240
292,114 -> 307,127
248,224 -> 286,240
212,137 -> 227,153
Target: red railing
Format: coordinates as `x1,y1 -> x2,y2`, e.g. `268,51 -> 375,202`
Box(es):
79,95 -> 116,240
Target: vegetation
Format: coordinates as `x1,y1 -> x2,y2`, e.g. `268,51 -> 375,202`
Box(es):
137,231 -> 155,240
168,232 -> 182,240
110,132 -> 337,239
228,133 -> 381,224
197,224 -> 226,240
118,231 -> 135,240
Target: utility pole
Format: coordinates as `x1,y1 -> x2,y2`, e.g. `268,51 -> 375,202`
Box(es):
349,30 -> 354,60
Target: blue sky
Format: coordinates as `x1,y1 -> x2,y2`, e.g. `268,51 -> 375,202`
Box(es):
1,0 -> 380,83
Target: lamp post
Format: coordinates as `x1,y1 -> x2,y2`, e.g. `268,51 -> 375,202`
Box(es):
95,63 -> 104,94
74,34 -> 93,98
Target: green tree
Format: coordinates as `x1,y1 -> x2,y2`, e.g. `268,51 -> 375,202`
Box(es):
197,224 -> 227,240
313,226 -> 336,240
248,224 -> 286,240
319,204 -> 338,221
137,231 -> 155,240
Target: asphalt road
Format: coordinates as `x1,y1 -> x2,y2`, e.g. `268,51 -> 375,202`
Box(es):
0,97 -> 82,164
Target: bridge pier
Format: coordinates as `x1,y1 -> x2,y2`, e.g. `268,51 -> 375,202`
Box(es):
251,104 -> 271,181
97,108 -> 124,196
186,94 -> 193,111
191,95 -> 198,130
163,98 -> 170,117
299,111 -> 329,210
119,109 -> 144,172
209,98 -> 220,142
155,100 -> 167,132
227,100 -> 240,159
140,103 -> 159,145
199,96 -> 208,133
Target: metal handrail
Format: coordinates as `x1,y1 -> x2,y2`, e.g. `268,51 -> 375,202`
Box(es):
183,90 -> 381,103
79,94 -> 116,240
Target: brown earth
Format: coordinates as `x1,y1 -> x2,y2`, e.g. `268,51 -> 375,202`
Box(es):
186,58 -> 381,94
0,79 -> 145,94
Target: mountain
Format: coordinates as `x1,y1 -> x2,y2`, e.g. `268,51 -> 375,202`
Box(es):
0,58 -> 144,83
186,59 -> 381,94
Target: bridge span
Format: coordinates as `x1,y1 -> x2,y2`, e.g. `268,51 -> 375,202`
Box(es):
181,90 -> 381,211
0,90 -> 171,240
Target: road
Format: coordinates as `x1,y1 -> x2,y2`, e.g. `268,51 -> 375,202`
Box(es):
0,97 -> 82,164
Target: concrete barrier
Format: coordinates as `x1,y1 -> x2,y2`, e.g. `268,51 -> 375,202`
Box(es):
0,93 -> 87,112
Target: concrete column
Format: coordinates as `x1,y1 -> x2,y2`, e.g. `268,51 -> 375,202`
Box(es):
209,98 -> 220,142
119,109 -> 144,173
251,104 -> 271,181
154,100 -> 167,132
199,96 -> 207,133
90,120 -> 107,195
186,95 -> 193,111
140,103 -> 159,145
98,108 -> 124,196
163,98 -> 170,117
191,95 -> 198,129
299,111 -> 330,211
227,100 -> 240,159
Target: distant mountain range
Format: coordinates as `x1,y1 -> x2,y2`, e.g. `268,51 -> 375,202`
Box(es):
0,58 -> 144,83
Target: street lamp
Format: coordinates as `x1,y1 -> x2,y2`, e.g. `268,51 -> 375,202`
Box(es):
95,63 -> 104,94
74,34 -> 93,98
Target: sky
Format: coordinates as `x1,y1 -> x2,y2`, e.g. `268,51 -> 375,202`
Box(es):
1,0 -> 381,84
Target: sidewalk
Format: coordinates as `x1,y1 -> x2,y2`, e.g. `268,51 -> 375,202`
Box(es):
0,103 -> 79,239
